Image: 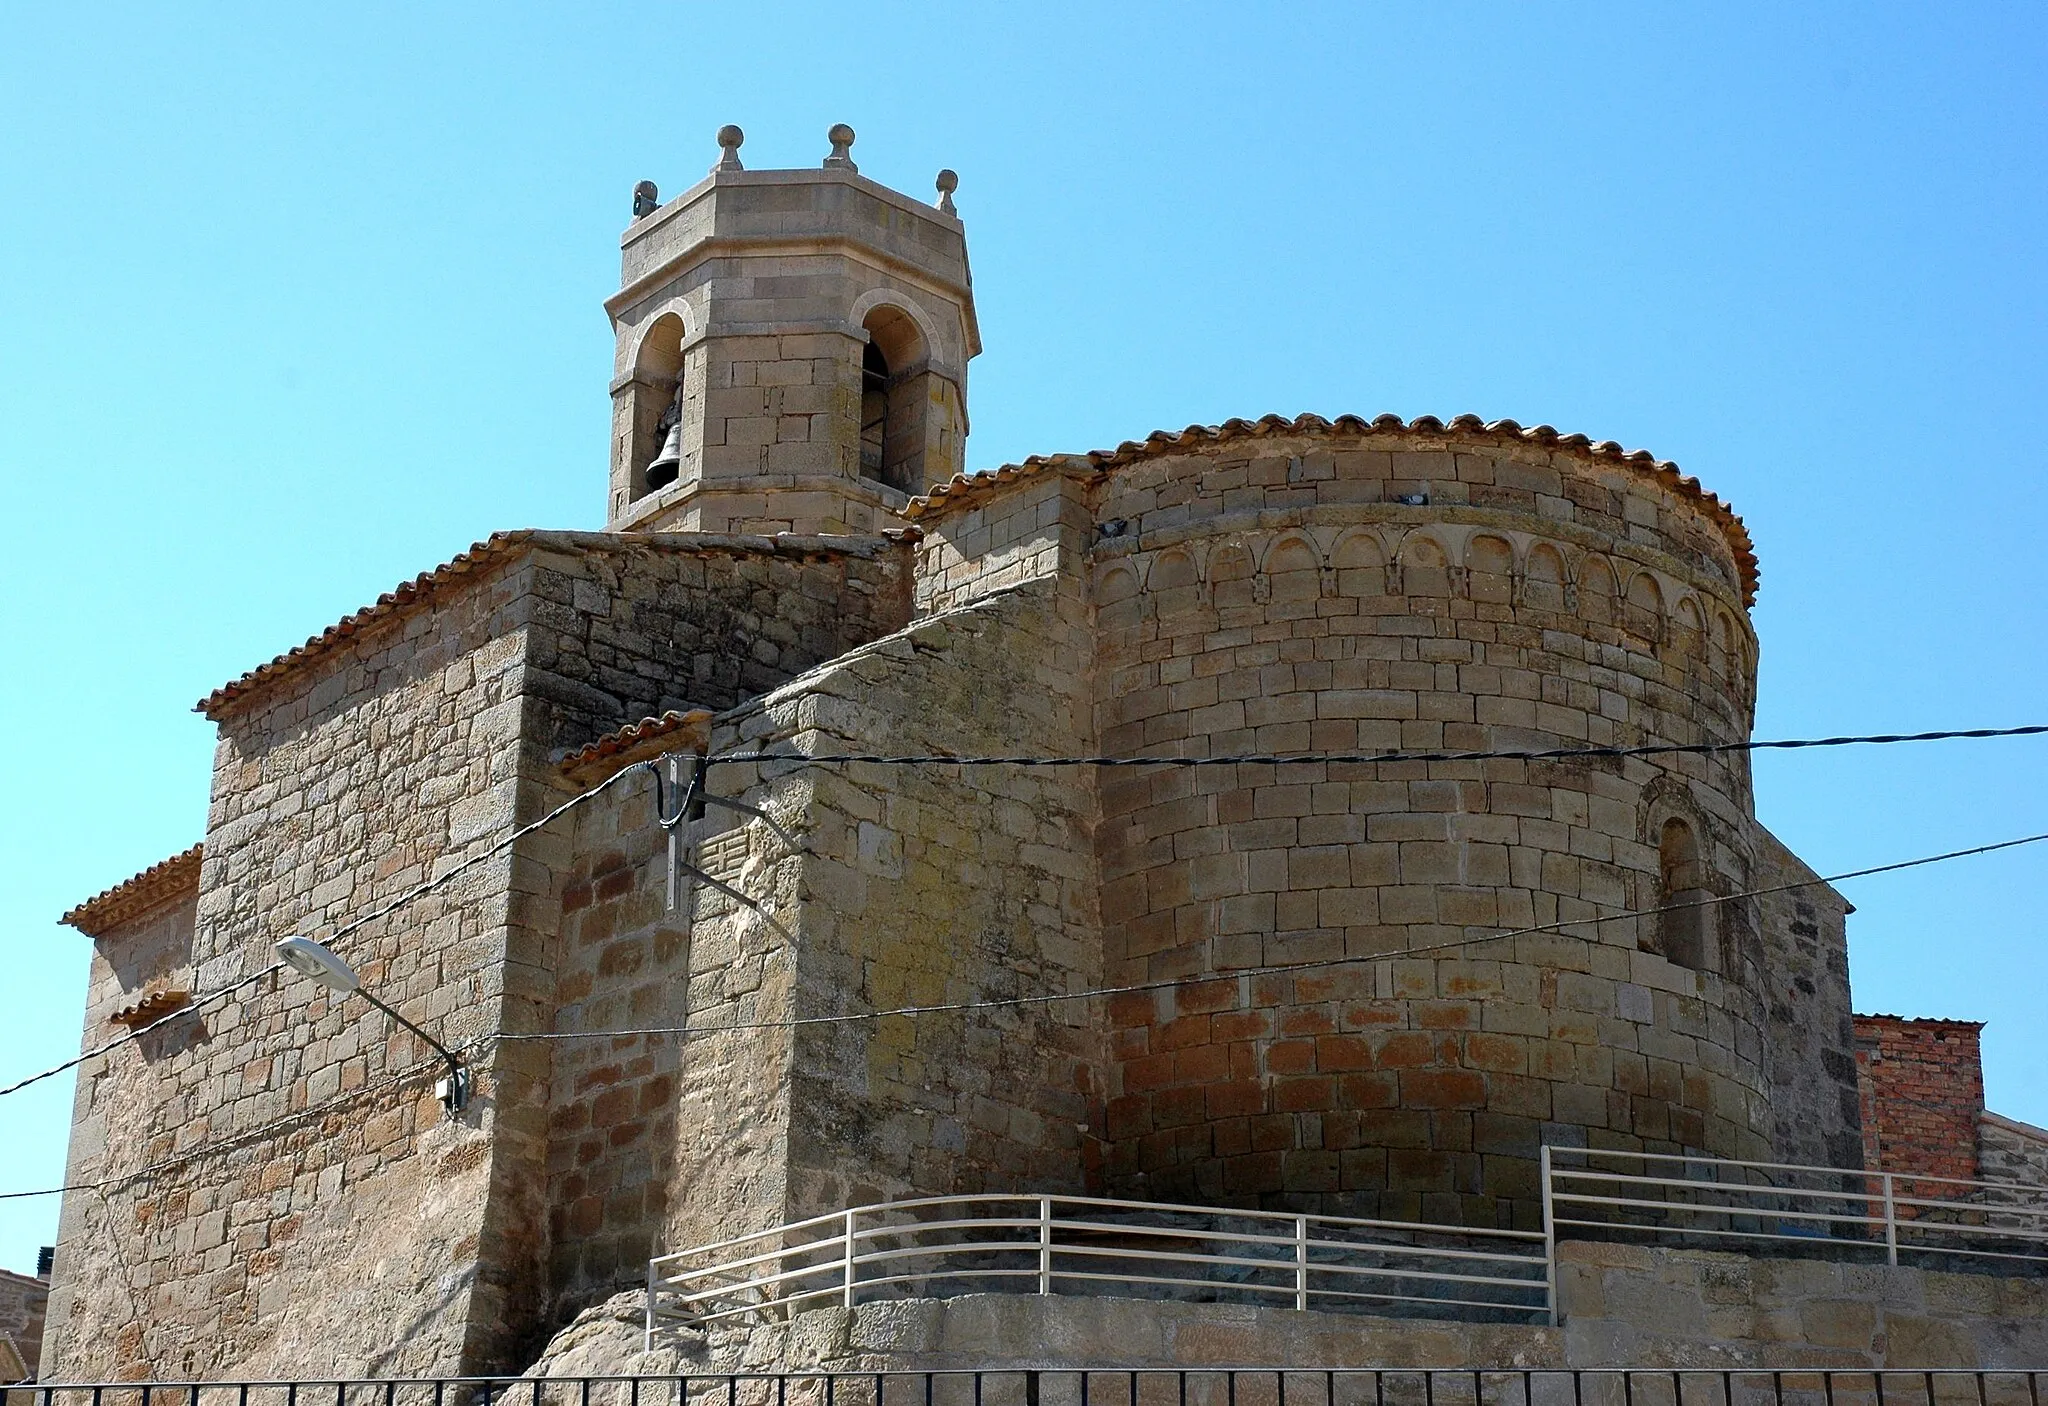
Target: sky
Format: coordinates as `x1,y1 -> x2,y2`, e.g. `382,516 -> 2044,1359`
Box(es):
1,2 -> 2045,1276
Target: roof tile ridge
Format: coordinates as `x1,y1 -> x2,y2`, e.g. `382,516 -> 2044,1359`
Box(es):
61,842 -> 205,936
900,412 -> 1757,604
195,530 -> 541,719
558,707 -> 717,785
189,526 -> 908,723
605,529 -> 902,559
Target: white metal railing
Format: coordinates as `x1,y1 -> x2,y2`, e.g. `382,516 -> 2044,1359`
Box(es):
645,1192 -> 1549,1339
645,1150 -> 2048,1342
1541,1144 -> 2048,1274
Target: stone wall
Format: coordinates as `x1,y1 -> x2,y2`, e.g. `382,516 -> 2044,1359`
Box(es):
909,427 -> 1792,1230
42,883 -> 199,1379
0,1270 -> 46,1383
911,467 -> 1097,617
1982,1114 -> 2048,1187
1977,1114 -> 2048,1230
680,578 -> 1101,1239
752,578 -> 1103,1222
42,532 -> 913,1382
1752,829 -> 1862,1168
531,1243 -> 2048,1375
1089,437 -> 1769,1226
512,532 -> 914,752
530,573 -> 1102,1321
45,546 -> 540,1382
503,531 -> 915,1362
1853,1016 -> 1985,1185
1556,1241 -> 2048,1368
540,745 -> 784,1321
607,165 -> 974,534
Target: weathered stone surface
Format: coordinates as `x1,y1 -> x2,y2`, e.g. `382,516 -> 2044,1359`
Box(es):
44,153 -> 1931,1383
42,534 -> 911,1382
534,1291 -> 1562,1375
1753,831 -> 1860,1170
0,1268 -> 46,1384
523,1246 -> 2048,1375
1558,1242 -> 2048,1368
607,162 -> 976,532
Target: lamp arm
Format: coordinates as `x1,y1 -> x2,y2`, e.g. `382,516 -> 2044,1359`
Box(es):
354,988 -> 464,1085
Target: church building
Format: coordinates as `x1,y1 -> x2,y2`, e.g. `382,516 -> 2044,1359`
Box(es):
51,126 -> 2015,1383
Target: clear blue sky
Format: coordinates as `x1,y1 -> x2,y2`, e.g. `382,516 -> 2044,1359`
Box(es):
2,3 -> 2044,1275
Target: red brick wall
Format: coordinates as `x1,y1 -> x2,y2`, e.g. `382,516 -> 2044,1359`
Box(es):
1853,1015 -> 1984,1185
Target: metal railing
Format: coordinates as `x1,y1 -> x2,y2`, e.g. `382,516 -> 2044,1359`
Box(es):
645,1194 -> 1549,1336
12,1370 -> 2048,1406
1541,1146 -> 2048,1270
649,1151 -> 2048,1339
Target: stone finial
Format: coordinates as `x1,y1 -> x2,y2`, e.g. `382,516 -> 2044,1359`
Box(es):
823,123 -> 858,172
715,125 -> 745,172
935,169 -> 958,216
632,181 -> 660,219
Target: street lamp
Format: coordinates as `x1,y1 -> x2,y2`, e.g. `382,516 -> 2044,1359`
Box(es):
275,936 -> 469,1115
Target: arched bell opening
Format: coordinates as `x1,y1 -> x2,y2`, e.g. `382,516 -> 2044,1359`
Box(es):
858,304 -> 930,494
634,313 -> 689,497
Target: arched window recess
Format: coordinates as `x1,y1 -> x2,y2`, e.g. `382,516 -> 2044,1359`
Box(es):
1648,816 -> 1713,972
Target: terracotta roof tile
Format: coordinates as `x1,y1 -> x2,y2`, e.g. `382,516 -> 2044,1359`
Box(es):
109,987 -> 193,1028
559,709 -> 715,786
61,844 -> 203,937
195,530 -> 905,722
195,531 -> 543,721
904,413 -> 1760,605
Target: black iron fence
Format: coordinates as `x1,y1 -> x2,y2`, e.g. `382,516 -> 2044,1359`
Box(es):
6,1371 -> 2047,1406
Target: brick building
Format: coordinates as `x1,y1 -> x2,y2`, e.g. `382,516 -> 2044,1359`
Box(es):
1854,1014 -> 2048,1203
37,128 -> 2034,1381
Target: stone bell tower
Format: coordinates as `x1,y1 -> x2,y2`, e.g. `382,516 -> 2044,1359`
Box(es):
605,124 -> 980,535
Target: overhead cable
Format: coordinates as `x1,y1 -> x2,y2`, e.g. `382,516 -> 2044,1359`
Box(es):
0,760 -> 659,1102
6,828 -> 2041,1204
490,828 -> 2048,1044
0,1043 -> 478,1202
8,724 -> 2038,1101
713,724 -> 2048,771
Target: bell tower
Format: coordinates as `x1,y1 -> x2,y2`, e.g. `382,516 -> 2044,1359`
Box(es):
605,124 -> 980,535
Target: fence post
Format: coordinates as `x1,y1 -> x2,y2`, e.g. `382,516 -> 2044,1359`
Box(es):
1882,1172 -> 1899,1267
1039,1196 -> 1053,1295
1540,1144 -> 1559,1326
844,1208 -> 858,1309
1294,1216 -> 1309,1311
644,1256 -> 658,1353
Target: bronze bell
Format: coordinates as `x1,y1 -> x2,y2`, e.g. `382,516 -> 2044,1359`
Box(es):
646,419 -> 684,490
646,383 -> 685,490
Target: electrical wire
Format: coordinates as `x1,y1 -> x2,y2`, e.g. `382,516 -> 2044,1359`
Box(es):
713,723 -> 2048,770
0,969 -> 273,1102
5,827 -> 2043,1205
0,760 -> 661,1102
7,724 -> 2039,1101
491,828 -> 2048,1044
0,1041 -> 488,1202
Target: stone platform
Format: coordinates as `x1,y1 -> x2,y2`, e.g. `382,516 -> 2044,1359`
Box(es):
531,1244 -> 2048,1377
